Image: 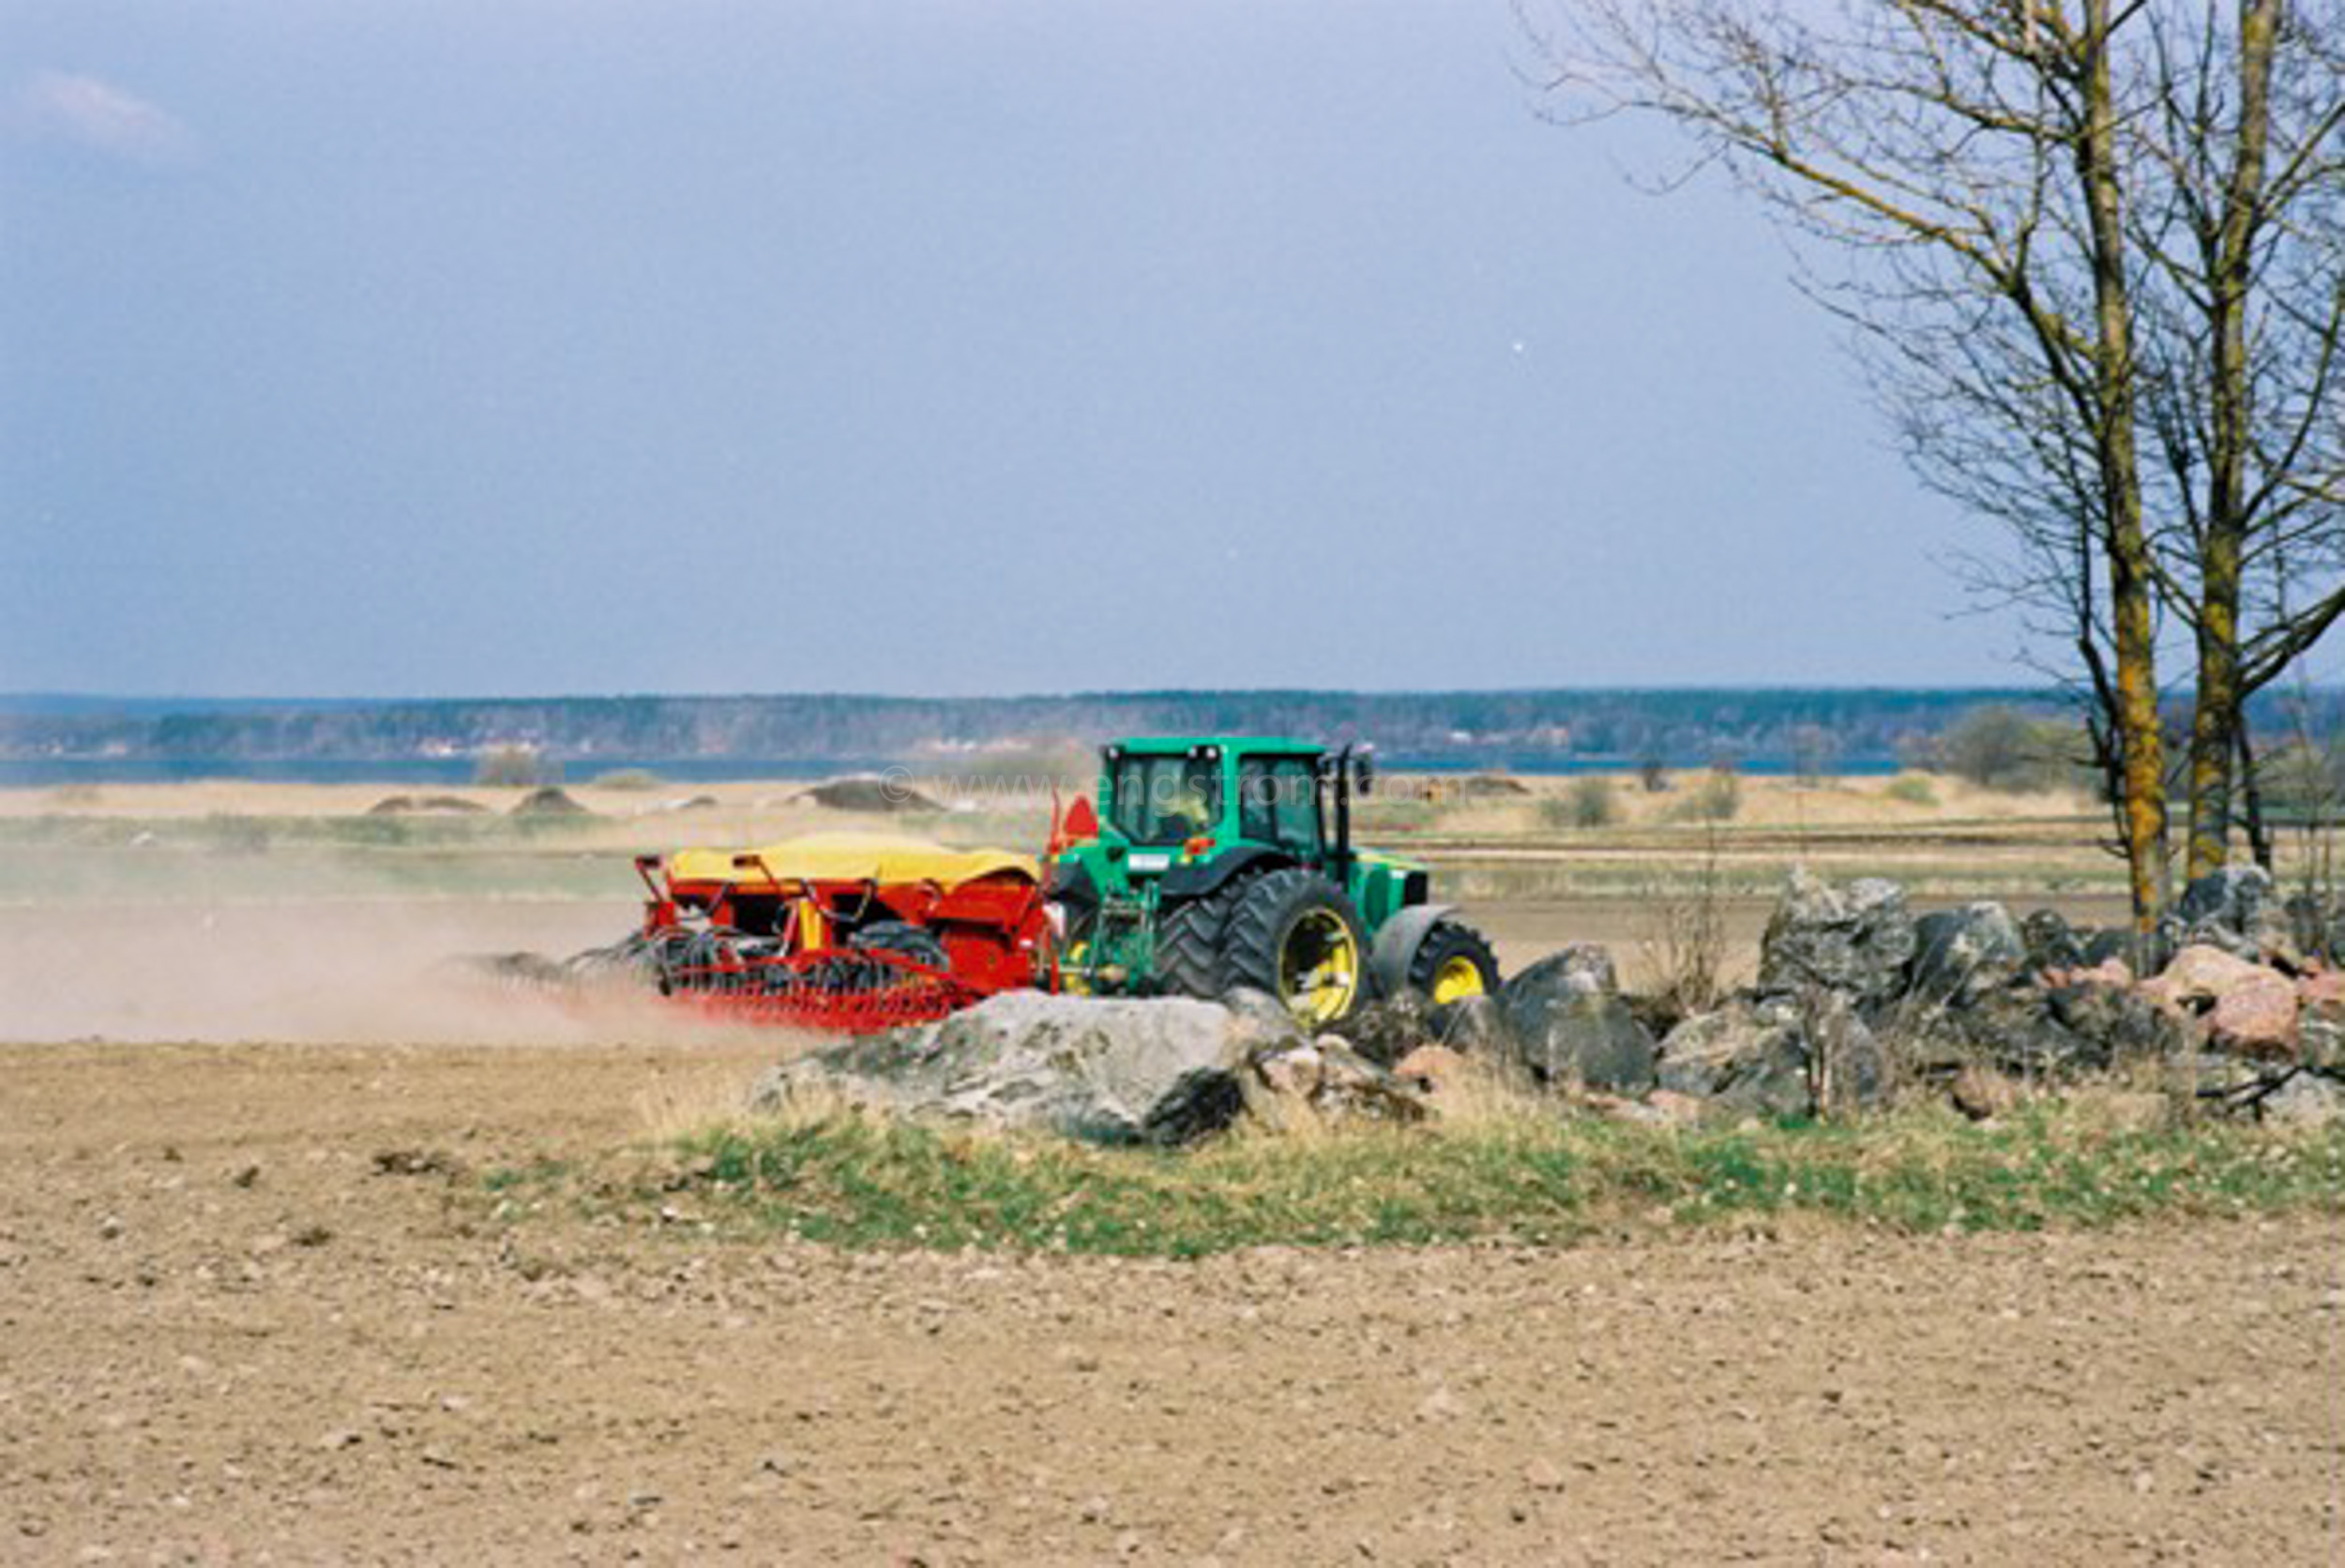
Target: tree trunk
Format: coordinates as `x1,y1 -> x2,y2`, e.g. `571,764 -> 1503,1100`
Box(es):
2184,0 -> 2280,880
2081,0 -> 2171,927
2237,719 -> 2274,872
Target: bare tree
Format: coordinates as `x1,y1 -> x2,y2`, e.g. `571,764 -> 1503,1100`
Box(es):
1522,0 -> 2344,925
2130,0 -> 2345,877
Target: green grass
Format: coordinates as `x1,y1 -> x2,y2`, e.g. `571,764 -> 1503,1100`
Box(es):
511,1105 -> 2345,1259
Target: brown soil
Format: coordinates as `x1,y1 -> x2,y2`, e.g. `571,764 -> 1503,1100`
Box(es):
4,1030 -> 2340,1564
2,847 -> 2339,1564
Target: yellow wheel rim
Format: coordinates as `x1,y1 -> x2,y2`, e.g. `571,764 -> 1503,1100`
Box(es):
1061,939 -> 1093,996
1278,909 -> 1360,1025
1430,954 -> 1486,1005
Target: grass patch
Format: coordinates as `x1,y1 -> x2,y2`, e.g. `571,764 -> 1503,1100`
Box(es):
514,1103 -> 2345,1258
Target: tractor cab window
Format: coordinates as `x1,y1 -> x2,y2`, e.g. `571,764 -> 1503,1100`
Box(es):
1238,756 -> 1320,852
1109,754 -> 1221,846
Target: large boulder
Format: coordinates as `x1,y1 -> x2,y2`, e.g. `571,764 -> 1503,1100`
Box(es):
1498,989 -> 1657,1093
1656,995 -> 1814,1119
2141,943 -> 2273,1013
1756,871 -> 1918,1009
1909,902 -> 2028,1006
749,992 -> 1271,1145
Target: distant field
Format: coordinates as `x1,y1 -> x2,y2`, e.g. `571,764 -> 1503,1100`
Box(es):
0,766 -> 2162,999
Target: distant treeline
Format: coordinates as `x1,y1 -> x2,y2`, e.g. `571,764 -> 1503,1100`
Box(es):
1,687 -> 2336,773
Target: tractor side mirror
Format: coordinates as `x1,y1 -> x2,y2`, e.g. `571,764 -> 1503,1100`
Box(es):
1354,748 -> 1376,796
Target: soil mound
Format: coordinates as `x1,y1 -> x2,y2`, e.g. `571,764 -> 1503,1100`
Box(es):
508,786 -> 591,817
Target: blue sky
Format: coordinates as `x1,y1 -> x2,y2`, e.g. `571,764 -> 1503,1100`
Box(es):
0,1 -> 2029,698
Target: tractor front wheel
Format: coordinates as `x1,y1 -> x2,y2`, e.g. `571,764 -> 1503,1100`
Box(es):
1406,918 -> 1500,1009
1217,868 -> 1369,1027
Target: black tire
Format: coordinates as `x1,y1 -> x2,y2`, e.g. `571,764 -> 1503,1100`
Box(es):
849,919 -> 949,971
1215,867 -> 1369,1026
1154,882 -> 1244,999
1405,918 -> 1501,1011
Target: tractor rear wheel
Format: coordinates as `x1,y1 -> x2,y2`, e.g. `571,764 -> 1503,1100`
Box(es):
1216,868 -> 1369,1026
1406,919 -> 1500,1009
1154,883 -> 1242,1000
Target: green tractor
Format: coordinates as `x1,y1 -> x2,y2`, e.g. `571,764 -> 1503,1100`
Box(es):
1044,736 -> 1500,1025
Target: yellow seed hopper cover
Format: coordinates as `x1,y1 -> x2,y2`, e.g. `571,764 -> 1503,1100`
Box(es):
665,832 -> 1036,890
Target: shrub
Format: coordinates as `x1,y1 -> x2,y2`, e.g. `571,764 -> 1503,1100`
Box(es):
1665,766 -> 1742,823
1637,829 -> 1727,1019
1936,705 -> 2086,792
1884,775 -> 1938,807
590,769 -> 664,792
475,745 -> 552,787
1540,776 -> 1618,830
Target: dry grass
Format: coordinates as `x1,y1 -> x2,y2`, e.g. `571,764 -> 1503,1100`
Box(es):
526,1093 -> 2345,1257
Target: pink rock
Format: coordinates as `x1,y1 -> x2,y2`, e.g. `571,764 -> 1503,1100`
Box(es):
2299,971 -> 2345,1007
2209,975 -> 2299,1061
1644,1090 -> 1710,1127
1391,1044 -> 1468,1092
2156,944 -> 2270,1004
2136,973 -> 2190,1019
2078,957 -> 2135,988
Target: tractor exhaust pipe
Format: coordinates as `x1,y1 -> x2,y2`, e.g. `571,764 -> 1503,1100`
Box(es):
1332,745 -> 1354,891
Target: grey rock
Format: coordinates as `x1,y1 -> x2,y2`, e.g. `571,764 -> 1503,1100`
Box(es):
2179,865 -> 2294,964
1248,1037 -> 1427,1124
1439,994 -> 1511,1052
1910,902 -> 2028,1006
1803,988 -> 1888,1111
1339,991 -> 1437,1068
1503,943 -> 1620,1003
2179,864 -> 2276,929
1756,870 -> 1917,1008
2303,1000 -> 2344,1073
1221,987 -> 1309,1052
2020,909 -> 2086,972
1657,995 -> 1812,1119
749,992 -> 1252,1145
2045,982 -> 2188,1064
2260,1069 -> 2345,1129
1894,988 -> 2100,1077
1500,989 -> 1657,1093
2283,892 -> 2344,966
2080,924 -> 2176,976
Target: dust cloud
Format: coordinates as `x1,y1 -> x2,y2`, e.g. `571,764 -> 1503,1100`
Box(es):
0,893 -> 731,1048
